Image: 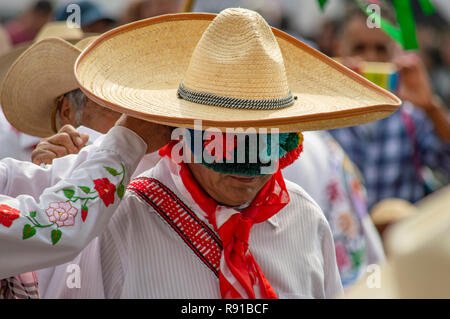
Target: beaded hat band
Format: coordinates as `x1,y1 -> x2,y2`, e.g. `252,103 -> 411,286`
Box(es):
177,82 -> 296,110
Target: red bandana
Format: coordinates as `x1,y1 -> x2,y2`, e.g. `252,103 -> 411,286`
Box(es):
159,141 -> 290,299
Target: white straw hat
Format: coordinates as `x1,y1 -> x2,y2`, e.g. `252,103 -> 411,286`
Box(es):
0,37 -> 97,137
75,8 -> 401,132
342,186 -> 450,299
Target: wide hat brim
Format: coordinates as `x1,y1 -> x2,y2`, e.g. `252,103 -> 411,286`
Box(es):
0,37 -> 93,138
75,13 -> 402,132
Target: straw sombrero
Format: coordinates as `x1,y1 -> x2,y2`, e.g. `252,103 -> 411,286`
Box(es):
342,186 -> 450,298
75,8 -> 401,132
0,36 -> 97,138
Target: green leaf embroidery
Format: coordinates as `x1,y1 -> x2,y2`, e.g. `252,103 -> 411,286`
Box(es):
51,229 -> 62,245
63,189 -> 75,199
23,224 -> 36,240
117,184 -> 125,200
19,162 -> 126,247
78,186 -> 91,194
104,166 -> 120,176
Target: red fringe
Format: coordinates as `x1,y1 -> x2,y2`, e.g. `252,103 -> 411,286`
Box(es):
279,143 -> 303,170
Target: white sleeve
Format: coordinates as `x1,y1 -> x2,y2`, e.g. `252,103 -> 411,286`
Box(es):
0,143 -> 100,199
0,153 -> 83,199
0,126 -> 146,279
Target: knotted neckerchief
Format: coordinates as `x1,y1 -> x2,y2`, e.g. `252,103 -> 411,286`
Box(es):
159,141 -> 290,299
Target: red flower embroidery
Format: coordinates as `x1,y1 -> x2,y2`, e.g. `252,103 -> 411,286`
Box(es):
81,206 -> 88,222
0,204 -> 20,228
94,178 -> 116,207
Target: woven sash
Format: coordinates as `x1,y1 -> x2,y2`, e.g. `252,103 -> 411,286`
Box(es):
127,177 -> 223,277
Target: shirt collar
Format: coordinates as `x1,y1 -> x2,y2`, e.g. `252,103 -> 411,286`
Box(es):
232,200 -> 280,228
267,214 -> 280,228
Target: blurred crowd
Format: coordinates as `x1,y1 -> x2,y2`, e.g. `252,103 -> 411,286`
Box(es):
1,0 -> 449,105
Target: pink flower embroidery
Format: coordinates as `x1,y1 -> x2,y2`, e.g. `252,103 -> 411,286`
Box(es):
46,202 -> 78,227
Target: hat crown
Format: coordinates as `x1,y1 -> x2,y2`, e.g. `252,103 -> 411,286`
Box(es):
183,8 -> 290,100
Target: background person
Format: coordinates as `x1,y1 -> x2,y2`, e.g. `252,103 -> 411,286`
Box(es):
329,6 -> 450,211
0,22 -> 90,162
4,0 -> 53,45
0,37 -> 121,156
0,115 -> 172,297
283,131 -> 385,288
54,1 -> 115,34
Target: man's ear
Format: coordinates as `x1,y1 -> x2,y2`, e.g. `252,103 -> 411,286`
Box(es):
58,96 -> 76,126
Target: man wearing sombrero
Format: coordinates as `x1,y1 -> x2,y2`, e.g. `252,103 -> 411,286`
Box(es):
0,22 -> 100,161
45,8 -> 400,298
0,36 -> 122,149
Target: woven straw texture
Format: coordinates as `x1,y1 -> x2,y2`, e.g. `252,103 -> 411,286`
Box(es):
1,38 -> 92,137
75,9 -> 401,132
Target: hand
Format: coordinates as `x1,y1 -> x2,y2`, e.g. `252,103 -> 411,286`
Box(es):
114,114 -> 173,153
32,125 -> 89,165
394,53 -> 435,110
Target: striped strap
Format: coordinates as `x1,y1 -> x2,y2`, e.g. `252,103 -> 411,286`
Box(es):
127,177 -> 223,277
